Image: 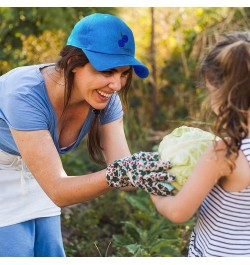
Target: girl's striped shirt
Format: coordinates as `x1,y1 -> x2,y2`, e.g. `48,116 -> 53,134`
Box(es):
188,138 -> 250,257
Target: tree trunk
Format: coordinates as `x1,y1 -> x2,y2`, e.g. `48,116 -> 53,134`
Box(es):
149,7 -> 158,124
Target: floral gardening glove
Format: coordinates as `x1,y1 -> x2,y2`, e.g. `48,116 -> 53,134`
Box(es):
106,151 -> 175,196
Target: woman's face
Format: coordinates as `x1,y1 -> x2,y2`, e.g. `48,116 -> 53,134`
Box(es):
72,63 -> 131,109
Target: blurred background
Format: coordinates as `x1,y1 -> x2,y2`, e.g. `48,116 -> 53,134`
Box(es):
1,6 -> 249,256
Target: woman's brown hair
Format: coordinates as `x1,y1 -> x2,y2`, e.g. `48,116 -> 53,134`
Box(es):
56,45 -> 133,164
201,32 -> 250,170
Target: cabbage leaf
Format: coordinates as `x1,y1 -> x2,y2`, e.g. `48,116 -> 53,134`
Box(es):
158,126 -> 218,192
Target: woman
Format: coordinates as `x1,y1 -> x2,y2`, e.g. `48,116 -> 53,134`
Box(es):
0,13 -> 174,257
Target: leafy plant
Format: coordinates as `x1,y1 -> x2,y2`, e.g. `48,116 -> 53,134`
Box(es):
112,190 -> 194,257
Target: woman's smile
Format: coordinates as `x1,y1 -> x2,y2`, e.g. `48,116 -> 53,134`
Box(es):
96,89 -> 114,99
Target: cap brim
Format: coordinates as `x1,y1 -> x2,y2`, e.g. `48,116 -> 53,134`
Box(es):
83,49 -> 149,78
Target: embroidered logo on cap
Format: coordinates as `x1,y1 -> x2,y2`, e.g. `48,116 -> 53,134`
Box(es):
118,34 -> 128,47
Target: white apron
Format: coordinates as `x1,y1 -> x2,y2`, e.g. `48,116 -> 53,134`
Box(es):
0,149 -> 60,227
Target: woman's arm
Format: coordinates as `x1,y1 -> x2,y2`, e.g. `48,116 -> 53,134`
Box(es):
99,117 -> 138,191
9,118 -> 130,207
151,141 -> 230,223
99,117 -> 131,163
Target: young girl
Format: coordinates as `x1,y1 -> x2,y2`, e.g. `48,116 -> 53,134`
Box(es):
151,32 -> 250,257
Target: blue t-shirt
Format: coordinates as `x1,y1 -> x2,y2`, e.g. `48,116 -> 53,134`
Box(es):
0,64 -> 123,156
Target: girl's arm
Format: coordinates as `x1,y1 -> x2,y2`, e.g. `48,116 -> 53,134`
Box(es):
151,141 -> 230,223
10,117 -> 130,207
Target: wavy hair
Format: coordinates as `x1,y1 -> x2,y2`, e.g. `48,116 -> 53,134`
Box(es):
201,32 -> 250,171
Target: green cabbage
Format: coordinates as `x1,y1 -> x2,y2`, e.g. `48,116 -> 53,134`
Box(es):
158,126 -> 217,192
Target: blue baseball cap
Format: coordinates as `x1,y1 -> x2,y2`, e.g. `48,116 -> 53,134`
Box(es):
67,13 -> 149,78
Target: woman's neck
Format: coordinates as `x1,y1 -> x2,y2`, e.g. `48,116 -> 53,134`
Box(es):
42,66 -> 66,116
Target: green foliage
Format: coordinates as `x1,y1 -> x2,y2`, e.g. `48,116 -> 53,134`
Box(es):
62,190 -> 137,257
0,7 -> 117,74
62,189 -> 194,257
112,190 -> 194,257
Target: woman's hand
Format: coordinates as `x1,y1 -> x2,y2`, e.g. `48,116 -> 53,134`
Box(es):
106,151 -> 175,196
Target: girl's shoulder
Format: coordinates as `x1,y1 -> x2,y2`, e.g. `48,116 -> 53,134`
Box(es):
217,138 -> 250,192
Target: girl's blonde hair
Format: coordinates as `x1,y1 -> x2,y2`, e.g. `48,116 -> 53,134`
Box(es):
201,32 -> 250,170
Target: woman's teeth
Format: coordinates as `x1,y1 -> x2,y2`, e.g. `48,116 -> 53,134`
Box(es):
97,90 -> 113,98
